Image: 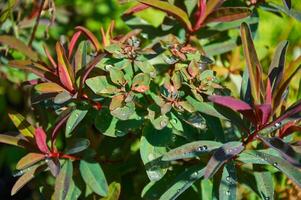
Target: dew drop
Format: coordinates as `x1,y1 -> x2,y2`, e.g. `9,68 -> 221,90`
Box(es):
274,122 -> 281,127
203,145 -> 208,150
226,190 -> 231,196
264,197 -> 270,200
160,120 -> 167,127
226,176 -> 231,182
273,162 -> 278,167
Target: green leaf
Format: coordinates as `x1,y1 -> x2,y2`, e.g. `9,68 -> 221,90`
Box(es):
54,160 -> 73,200
137,0 -> 193,31
140,123 -> 172,181
8,111 -> 35,138
240,22 -> 263,104
111,102 -> 136,120
65,179 -> 81,200
65,109 -> 88,137
186,96 -> 226,119
64,138 -> 90,155
162,140 -> 222,161
86,76 -> 118,94
254,151 -> 301,187
79,160 -> 108,196
131,73 -> 150,93
159,165 -> 205,200
0,134 -> 30,148
109,68 -> 126,86
254,172 -> 274,200
219,161 -> 237,200
0,35 -> 38,60
100,182 -> 121,200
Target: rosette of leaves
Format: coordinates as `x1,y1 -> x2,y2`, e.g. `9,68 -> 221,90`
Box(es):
0,111 -> 109,199
141,22 -> 301,200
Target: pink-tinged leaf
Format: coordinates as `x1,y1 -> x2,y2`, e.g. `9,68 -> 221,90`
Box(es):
11,165 -> 44,196
51,109 -> 72,144
204,142 -> 244,179
16,153 -> 45,170
240,22 -> 263,105
35,82 -> 66,93
265,78 -> 272,105
123,3 -> 149,15
208,95 -> 252,111
260,136 -> 301,167
75,26 -> 102,51
8,60 -> 60,83
47,158 -> 61,177
0,35 -> 38,61
194,0 -> 207,31
43,44 -> 57,70
35,127 -> 50,154
137,0 -> 193,32
208,95 -> 256,123
68,31 -> 82,59
280,123 -> 301,138
56,42 -> 75,92
203,7 -> 251,24
256,104 -> 272,126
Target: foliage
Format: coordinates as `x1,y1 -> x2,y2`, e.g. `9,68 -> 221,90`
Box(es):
0,0 -> 301,199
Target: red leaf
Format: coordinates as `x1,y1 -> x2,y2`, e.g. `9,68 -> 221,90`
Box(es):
265,78 -> 272,105
208,95 -> 252,111
256,104 -> 272,126
123,3 -> 149,15
56,42 -> 75,92
35,127 -> 50,154
194,0 -> 207,30
68,31 -> 82,59
280,123 -> 301,138
43,44 -> 57,70
75,26 -> 102,51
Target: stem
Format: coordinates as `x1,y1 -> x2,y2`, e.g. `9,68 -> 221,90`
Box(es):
28,0 -> 46,47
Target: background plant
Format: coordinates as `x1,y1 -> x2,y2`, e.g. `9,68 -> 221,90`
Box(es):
0,0 -> 301,199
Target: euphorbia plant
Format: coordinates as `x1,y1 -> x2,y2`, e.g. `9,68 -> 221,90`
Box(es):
0,0 -> 301,199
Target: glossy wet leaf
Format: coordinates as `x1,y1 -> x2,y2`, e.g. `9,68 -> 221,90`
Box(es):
111,102 -> 135,120
54,91 -> 73,104
204,142 -> 244,179
80,160 -> 108,196
260,136 -> 301,166
11,164 -> 42,196
159,165 -> 205,200
254,172 -> 274,200
54,160 -> 73,200
255,151 -> 301,187
162,140 -> 222,161
219,161 -> 237,200
0,35 -> 38,60
65,109 -> 88,137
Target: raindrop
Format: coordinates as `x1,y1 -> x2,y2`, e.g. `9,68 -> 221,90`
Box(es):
226,190 -> 231,196
203,145 -> 208,150
226,176 -> 231,182
274,122 -> 281,127
264,197 -> 270,200
160,120 -> 168,127
273,162 -> 278,167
